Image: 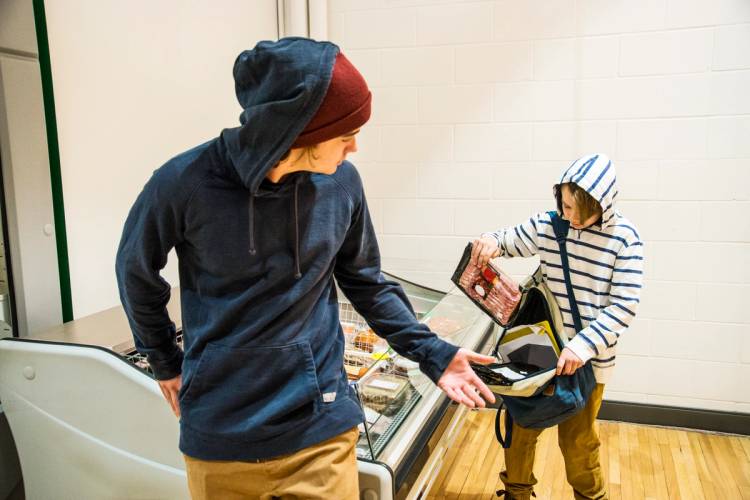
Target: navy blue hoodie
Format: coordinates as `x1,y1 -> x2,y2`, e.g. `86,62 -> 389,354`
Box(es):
115,38 -> 459,460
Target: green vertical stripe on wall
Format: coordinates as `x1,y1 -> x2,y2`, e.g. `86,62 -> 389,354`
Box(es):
32,0 -> 73,322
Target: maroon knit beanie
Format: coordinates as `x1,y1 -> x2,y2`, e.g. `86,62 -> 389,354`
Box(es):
292,52 -> 372,148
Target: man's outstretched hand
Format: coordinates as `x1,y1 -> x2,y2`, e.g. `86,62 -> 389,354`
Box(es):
437,348 -> 496,409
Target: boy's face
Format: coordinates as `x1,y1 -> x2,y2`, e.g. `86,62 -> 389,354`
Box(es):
306,129 -> 360,175
560,184 -> 600,229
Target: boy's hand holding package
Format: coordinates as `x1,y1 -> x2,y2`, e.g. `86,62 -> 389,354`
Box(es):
471,237 -> 501,268
455,242 -> 522,326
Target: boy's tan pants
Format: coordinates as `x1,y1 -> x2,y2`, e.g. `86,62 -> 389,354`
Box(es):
500,383 -> 607,500
183,427 -> 359,500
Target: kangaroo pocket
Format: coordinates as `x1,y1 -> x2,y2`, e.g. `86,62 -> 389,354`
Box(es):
181,341 -> 321,442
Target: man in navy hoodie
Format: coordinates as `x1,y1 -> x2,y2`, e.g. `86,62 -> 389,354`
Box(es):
116,37 -> 494,499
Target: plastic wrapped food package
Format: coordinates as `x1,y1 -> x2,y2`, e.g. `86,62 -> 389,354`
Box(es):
393,356 -> 418,376
360,373 -> 410,415
341,322 -> 358,336
452,247 -> 521,325
344,349 -> 375,381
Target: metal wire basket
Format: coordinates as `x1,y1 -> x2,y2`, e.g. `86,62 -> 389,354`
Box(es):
339,301 -> 390,380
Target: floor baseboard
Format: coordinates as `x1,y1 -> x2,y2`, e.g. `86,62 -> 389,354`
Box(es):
599,400 -> 750,435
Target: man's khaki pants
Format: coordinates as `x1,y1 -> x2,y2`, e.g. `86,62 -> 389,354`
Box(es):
500,383 -> 607,500
184,427 -> 359,500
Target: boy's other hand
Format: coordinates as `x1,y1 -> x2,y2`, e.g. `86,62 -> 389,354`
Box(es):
471,237 -> 500,268
556,347 -> 583,376
438,348 -> 496,409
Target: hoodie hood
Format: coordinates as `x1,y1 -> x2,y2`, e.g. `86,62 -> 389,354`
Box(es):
557,153 -> 618,229
219,37 -> 340,269
222,37 -> 339,193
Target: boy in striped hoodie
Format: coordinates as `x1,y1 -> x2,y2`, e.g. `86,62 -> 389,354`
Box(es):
472,153 -> 644,500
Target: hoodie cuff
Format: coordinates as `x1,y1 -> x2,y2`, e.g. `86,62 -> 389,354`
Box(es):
565,334 -> 595,364
148,348 -> 184,381
418,339 -> 460,385
481,232 -> 502,250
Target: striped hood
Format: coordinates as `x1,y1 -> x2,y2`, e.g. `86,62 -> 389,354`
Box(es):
557,154 -> 618,229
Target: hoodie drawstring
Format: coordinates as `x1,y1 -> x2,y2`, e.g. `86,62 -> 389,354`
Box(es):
248,195 -> 257,256
293,177 -> 302,279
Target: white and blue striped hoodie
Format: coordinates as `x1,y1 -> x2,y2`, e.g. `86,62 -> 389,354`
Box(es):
483,154 -> 644,383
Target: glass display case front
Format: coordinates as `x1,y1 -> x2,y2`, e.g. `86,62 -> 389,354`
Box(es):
338,272 -> 497,497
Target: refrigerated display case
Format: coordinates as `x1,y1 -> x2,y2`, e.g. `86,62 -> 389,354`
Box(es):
0,273 -> 495,500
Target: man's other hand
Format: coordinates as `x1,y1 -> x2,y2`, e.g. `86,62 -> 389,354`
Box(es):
158,374 -> 182,417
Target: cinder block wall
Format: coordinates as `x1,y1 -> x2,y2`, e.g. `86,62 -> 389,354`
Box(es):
329,0 -> 750,412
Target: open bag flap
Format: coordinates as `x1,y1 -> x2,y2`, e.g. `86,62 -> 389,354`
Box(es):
486,367 -> 556,397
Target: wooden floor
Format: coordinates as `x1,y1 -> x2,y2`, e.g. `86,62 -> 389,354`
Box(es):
425,410 -> 750,500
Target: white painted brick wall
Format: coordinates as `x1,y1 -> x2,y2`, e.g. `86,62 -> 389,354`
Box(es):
382,199 -> 454,235
381,47 -> 454,86
417,2 -> 493,46
418,162 -> 494,199
708,116 -> 750,158
533,39 -> 576,80
616,119 -> 708,160
577,0 -> 667,36
657,159 -> 750,201
614,318 -> 651,356
579,76 -> 711,120
456,42 -> 532,83
529,81 -> 578,121
329,1 -> 750,413
343,8 -> 416,49
370,87 -> 418,125
492,162 -> 560,200
692,244 -> 750,284
711,70 -> 750,115
665,0 -> 750,29
455,123 -> 532,161
617,201 -> 702,241
418,85 -> 493,123
356,161 -> 417,198
619,29 -> 713,76
699,203 -> 750,242
696,284 -> 750,324
492,0 -> 576,41
578,36 -> 620,78
379,125 -> 453,162
713,24 -> 750,70
614,160 -> 659,199
533,122 -> 579,160
492,82 -> 534,121
650,320 -> 744,363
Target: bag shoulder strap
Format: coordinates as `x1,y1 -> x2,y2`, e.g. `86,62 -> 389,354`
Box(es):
547,211 -> 583,332
494,402 -> 513,448
493,212 -> 583,450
